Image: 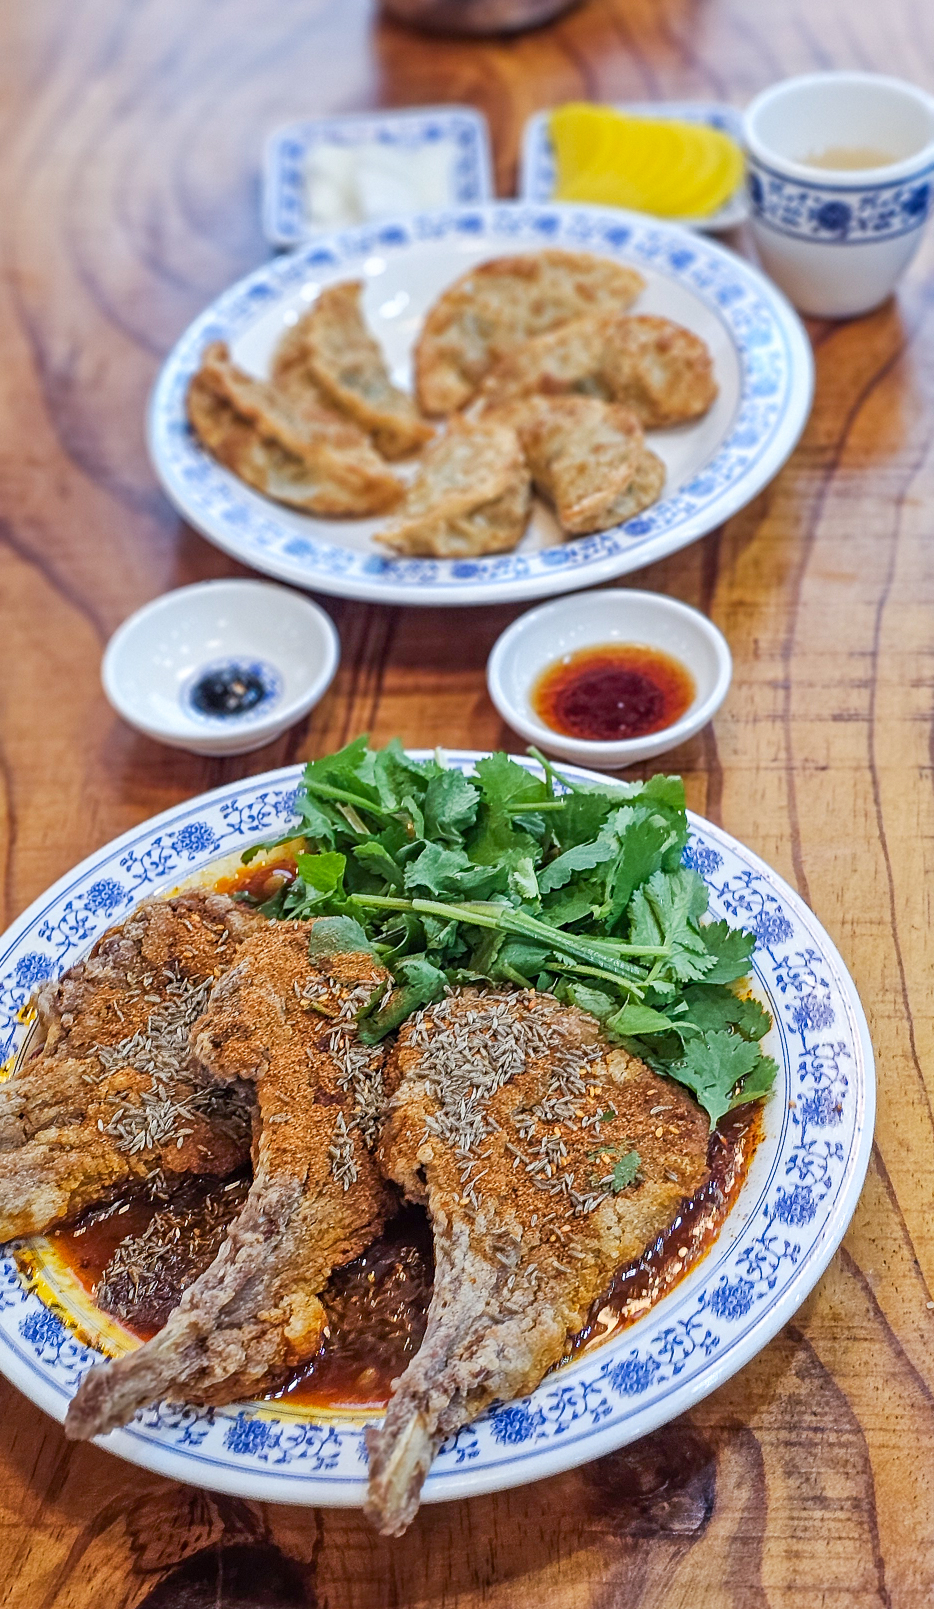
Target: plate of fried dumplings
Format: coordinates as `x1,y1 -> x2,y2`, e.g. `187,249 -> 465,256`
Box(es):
149,203 -> 814,606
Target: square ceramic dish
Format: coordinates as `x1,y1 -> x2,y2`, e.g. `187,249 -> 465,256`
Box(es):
519,102 -> 748,232
263,106 -> 494,247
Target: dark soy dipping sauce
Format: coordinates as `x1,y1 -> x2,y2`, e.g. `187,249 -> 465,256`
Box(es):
533,643 -> 695,742
190,665 -> 270,718
50,1113 -> 759,1408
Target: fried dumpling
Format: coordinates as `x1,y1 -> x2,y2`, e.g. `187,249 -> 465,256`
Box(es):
375,419 -> 531,558
598,314 -> 718,428
415,249 -> 646,416
479,313 -> 717,428
187,341 -> 403,517
272,282 -> 433,460
513,394 -> 665,535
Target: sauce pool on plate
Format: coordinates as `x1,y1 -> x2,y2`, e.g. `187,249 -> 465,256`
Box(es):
533,642 -> 695,743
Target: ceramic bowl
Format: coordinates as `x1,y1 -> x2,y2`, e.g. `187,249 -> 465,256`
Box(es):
744,72 -> 934,317
102,580 -> 340,756
486,589 -> 732,769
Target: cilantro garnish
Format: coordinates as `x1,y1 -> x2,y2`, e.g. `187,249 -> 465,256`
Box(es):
611,1151 -> 642,1191
237,737 -> 776,1127
589,1144 -> 642,1191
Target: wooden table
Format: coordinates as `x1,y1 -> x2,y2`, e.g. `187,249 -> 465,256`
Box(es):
1,0 -> 933,1602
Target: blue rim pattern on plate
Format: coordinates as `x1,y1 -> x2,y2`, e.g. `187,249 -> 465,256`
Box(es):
518,104 -> 749,232
0,756 -> 874,1506
148,202 -> 814,609
747,157 -> 934,244
262,107 -> 494,248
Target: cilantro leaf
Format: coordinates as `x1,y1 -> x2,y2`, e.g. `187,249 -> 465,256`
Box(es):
628,868 -> 714,984
352,842 -> 403,888
598,808 -> 679,927
556,981 -> 618,1020
403,843 -> 502,900
295,851 -> 346,897
474,752 -> 549,813
423,770 -> 480,845
729,1053 -> 778,1109
665,1032 -> 769,1128
357,955 -> 446,1043
372,739 -> 435,810
509,856 -> 540,901
467,754 -> 547,874
538,836 -> 617,894
611,1151 -> 642,1191
607,1002 -> 676,1036
304,736 -> 379,802
698,920 -> 758,984
307,916 -> 375,958
551,788 -> 618,850
678,983 -> 770,1041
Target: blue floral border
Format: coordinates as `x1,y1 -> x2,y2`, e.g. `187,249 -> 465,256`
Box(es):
747,157 -> 934,244
148,202 -> 811,603
0,756 -> 872,1502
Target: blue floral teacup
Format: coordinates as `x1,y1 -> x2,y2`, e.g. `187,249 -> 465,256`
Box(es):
744,72 -> 934,318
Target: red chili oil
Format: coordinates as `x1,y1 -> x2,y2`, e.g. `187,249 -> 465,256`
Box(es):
49,1110 -> 759,1409
533,643 -> 695,743
214,855 -> 299,905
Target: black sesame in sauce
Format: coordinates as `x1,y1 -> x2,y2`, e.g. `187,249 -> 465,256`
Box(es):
190,664 -> 270,718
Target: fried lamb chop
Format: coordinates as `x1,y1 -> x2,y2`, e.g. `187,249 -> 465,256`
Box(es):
65,921 -> 393,1439
365,988 -> 710,1535
0,892 -> 263,1241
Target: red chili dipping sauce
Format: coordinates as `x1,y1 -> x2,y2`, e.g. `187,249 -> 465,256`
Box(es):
533,643 -> 695,743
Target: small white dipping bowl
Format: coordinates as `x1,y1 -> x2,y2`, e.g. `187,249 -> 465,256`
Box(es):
102,580 -> 340,756
745,72 -> 934,318
486,590 -> 731,770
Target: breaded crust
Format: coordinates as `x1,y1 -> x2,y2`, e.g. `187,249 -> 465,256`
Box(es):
365,989 -> 710,1534
64,923 -> 393,1440
375,419 -> 531,558
415,249 -> 646,416
479,312 -> 717,428
272,281 -> 433,460
0,893 -> 262,1241
514,394 -> 666,535
187,341 -> 403,517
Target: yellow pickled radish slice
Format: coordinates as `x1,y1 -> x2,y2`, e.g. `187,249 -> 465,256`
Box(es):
549,103 -> 744,220
659,136 -> 743,218
552,105 -> 688,208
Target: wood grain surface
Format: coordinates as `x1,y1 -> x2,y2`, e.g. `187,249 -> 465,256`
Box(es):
1,0 -> 933,1602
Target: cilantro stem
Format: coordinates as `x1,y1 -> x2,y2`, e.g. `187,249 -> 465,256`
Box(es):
349,894 -> 665,986
303,780 -> 393,819
506,800 -> 567,814
556,959 -> 645,997
526,746 -> 584,794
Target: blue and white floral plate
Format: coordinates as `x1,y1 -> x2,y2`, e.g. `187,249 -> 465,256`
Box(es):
0,756 -> 873,1506
519,103 -> 749,232
148,202 -> 814,608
